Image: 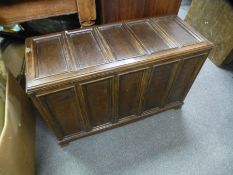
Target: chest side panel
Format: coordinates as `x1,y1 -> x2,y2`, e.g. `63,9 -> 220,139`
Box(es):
166,54 -> 207,104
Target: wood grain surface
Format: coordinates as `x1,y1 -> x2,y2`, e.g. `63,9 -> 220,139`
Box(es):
25,16 -> 213,145
97,0 -> 182,24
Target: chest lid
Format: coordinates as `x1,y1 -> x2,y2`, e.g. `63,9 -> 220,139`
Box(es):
25,16 -> 212,93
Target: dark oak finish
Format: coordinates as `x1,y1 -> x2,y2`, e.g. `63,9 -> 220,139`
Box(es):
25,16 -> 213,145
39,88 -> 82,135
165,56 -> 205,104
97,0 -> 182,24
127,21 -> 172,53
35,34 -> 69,78
81,78 -> 113,127
118,69 -> 144,119
68,30 -> 108,68
98,24 -> 144,60
143,62 -> 177,111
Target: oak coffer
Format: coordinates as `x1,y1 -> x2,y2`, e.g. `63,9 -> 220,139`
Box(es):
25,16 -> 213,145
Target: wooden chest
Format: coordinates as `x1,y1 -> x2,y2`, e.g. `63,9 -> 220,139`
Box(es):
25,16 -> 213,145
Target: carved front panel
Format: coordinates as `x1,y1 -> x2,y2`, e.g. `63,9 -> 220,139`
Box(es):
118,70 -> 144,119
143,62 -> 178,112
80,78 -> 113,127
39,88 -> 82,137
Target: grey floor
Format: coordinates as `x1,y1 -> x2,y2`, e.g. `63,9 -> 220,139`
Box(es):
36,6 -> 233,175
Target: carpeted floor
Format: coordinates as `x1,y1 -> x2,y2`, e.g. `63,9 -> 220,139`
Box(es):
36,58 -> 233,175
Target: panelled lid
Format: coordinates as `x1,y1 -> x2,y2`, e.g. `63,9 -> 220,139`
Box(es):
25,16 -> 213,92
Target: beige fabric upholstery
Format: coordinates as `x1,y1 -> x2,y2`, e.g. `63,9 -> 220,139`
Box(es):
185,0 -> 233,65
2,42 -> 24,78
0,58 -> 6,134
0,72 -> 35,175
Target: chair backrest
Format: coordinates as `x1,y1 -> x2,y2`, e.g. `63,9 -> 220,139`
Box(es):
0,0 -> 96,27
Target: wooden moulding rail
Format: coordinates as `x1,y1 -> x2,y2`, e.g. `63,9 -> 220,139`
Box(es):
0,0 -> 95,25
